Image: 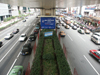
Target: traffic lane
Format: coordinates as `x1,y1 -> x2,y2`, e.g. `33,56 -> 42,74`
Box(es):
57,27 -> 99,75
61,26 -> 98,50
0,18 -> 38,59
15,40 -> 35,71
60,26 -> 100,74
62,37 -> 97,75
0,17 -> 38,49
0,15 -> 35,36
0,19 -> 38,75
0,15 -> 37,42
0,42 -> 25,75
0,24 -> 35,75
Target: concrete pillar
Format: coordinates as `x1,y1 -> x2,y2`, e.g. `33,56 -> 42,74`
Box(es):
40,9 -> 55,16
79,0 -> 83,15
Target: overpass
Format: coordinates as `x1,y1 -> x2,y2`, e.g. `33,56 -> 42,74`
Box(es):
0,0 -> 100,75
0,0 -> 100,16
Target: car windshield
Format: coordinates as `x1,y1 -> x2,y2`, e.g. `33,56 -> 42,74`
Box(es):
23,47 -> 28,49
30,36 -> 34,37
21,35 -> 25,37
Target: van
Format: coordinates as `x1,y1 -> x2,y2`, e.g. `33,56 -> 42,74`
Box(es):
91,35 -> 100,44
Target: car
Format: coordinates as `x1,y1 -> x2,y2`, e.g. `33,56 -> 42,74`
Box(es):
56,24 -> 60,29
13,29 -> 19,34
19,34 -> 27,42
66,20 -> 71,25
72,26 -> 77,30
80,26 -> 84,29
9,65 -> 24,75
74,24 -> 79,28
69,23 -> 74,27
92,33 -> 100,36
21,43 -> 32,55
28,34 -> 36,41
89,50 -> 100,63
0,41 -> 3,47
85,29 -> 90,34
65,25 -> 70,29
4,33 -> 14,40
91,34 -> 100,44
78,29 -> 84,34
34,29 -> 39,34
59,31 -> 66,37
35,25 -> 40,29
23,19 -> 26,22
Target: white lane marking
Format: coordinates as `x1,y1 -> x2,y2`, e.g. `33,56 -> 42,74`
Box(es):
83,55 -> 100,75
25,27 -> 34,44
78,35 -> 86,42
0,40 -> 10,49
0,40 -> 18,62
17,52 -> 21,58
67,34 -> 73,41
25,28 -> 29,33
6,59 -> 17,75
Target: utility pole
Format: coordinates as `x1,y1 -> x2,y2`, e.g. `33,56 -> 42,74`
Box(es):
79,0 -> 83,15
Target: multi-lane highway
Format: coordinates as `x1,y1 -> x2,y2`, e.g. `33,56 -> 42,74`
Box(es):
0,13 -> 39,75
57,25 -> 100,75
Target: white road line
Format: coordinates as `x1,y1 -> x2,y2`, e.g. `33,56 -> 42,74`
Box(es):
78,35 -> 86,42
67,34 -> 73,41
25,28 -> 29,33
83,55 -> 100,75
6,59 -> 17,75
0,40 -> 10,49
17,52 -> 21,58
0,40 -> 18,62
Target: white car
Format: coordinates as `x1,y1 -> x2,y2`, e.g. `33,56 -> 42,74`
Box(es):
4,33 -> 14,40
19,34 -> 27,41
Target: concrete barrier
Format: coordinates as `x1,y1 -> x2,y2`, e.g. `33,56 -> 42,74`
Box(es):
25,30 -> 40,75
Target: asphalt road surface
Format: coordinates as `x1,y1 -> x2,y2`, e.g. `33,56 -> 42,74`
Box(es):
0,13 -> 39,75
57,25 -> 100,75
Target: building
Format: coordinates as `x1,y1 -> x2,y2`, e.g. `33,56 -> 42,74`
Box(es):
0,3 -> 11,22
94,4 -> 100,17
11,6 -> 19,16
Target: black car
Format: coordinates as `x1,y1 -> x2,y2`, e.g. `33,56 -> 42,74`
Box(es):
0,41 -> 3,47
13,29 -> 19,34
28,34 -> 36,41
23,19 -> 26,22
21,43 -> 32,56
72,26 -> 77,30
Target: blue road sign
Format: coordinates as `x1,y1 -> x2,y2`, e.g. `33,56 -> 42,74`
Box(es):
41,17 -> 55,29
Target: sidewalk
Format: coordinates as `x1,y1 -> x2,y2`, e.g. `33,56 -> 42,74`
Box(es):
0,18 -> 20,28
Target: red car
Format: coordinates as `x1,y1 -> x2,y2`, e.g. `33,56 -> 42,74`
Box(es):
34,29 -> 39,34
89,50 -> 100,62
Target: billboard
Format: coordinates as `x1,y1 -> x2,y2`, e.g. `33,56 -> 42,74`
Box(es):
41,17 -> 55,29
44,31 -> 53,37
85,7 -> 96,10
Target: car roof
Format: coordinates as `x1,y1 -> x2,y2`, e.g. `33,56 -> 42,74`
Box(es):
97,51 -> 100,54
92,35 -> 100,39
94,33 -> 100,35
9,66 -> 23,75
61,31 -> 64,32
24,43 -> 31,47
21,33 -> 26,35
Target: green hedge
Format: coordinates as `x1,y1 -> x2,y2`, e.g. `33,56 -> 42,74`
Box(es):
30,29 -> 71,75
